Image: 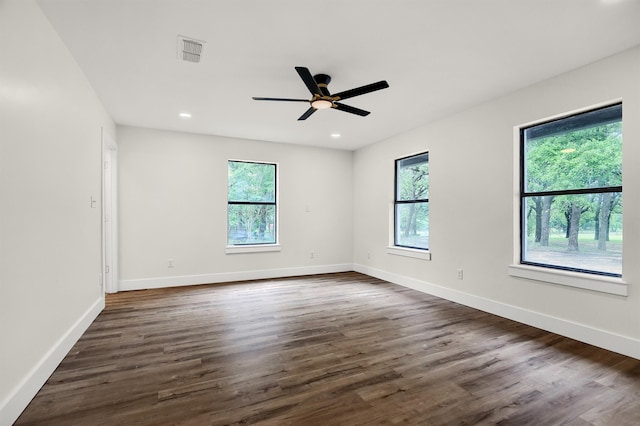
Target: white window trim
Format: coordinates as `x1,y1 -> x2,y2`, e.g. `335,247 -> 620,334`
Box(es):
508,264 -> 627,296
390,151 -> 430,258
511,99 -> 625,297
227,159 -> 280,249
386,246 -> 432,260
226,244 -> 282,254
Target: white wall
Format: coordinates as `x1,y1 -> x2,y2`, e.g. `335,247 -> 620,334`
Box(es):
1,2 -> 637,421
353,46 -> 640,358
0,1 -> 116,424
117,126 -> 353,289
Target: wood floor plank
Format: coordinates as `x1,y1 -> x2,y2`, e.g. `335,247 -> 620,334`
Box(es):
15,272 -> 640,425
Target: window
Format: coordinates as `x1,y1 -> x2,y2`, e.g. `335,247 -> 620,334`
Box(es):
520,103 -> 622,277
394,152 -> 429,250
227,160 -> 277,246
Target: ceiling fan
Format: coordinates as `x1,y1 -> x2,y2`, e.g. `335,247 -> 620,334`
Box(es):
252,66 -> 389,121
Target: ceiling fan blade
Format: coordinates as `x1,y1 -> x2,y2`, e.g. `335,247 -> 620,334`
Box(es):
332,80 -> 389,101
295,66 -> 322,96
298,107 -> 317,121
252,97 -> 309,102
333,102 -> 370,117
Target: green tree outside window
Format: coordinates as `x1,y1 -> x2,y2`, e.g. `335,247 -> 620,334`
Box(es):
395,153 -> 429,250
521,104 -> 622,276
228,161 -> 276,245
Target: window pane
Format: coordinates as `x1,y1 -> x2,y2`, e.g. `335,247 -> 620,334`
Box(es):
228,161 -> 276,202
522,193 -> 622,275
227,204 -> 276,245
395,202 -> 429,249
524,106 -> 622,193
396,153 -> 429,201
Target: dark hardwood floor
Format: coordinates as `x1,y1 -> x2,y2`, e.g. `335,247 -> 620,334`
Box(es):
15,272 -> 640,425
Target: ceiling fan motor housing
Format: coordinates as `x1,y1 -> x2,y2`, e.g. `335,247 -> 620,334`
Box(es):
313,74 -> 332,96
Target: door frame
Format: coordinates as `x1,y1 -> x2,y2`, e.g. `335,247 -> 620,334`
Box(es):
102,128 -> 118,293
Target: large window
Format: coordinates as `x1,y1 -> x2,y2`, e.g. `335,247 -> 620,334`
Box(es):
394,152 -> 429,250
227,160 -> 276,246
520,103 -> 622,277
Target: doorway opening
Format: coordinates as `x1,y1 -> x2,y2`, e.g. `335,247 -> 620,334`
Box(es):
102,128 -> 118,293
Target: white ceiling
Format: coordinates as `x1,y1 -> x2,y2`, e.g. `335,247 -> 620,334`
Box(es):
37,0 -> 640,150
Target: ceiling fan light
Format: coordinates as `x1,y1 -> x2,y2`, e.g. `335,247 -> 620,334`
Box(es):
311,99 -> 333,110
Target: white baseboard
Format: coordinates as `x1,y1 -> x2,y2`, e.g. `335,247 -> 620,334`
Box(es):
119,263 -> 353,291
354,263 -> 640,361
0,297 -> 105,426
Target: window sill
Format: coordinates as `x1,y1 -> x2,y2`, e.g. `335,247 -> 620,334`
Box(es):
508,264 -> 627,296
226,244 -> 281,254
386,246 -> 431,261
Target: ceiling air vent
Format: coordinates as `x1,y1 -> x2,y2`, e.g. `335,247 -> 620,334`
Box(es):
177,35 -> 205,63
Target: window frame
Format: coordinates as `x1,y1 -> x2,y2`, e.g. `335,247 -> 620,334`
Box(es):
226,160 -> 280,253
517,102 -> 623,279
393,151 -> 429,252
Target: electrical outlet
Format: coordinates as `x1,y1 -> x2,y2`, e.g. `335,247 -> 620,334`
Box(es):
168,258 -> 174,268
457,269 -> 464,280
310,251 -> 315,259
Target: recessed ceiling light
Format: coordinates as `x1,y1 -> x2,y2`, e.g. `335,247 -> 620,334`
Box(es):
331,133 -> 341,138
179,112 -> 192,119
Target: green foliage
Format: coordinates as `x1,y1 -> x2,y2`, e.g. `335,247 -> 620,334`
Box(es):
228,161 -> 275,202
396,154 -> 429,248
524,120 -> 622,261
396,203 -> 429,248
228,161 -> 276,244
525,122 -> 621,192
397,158 -> 428,201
